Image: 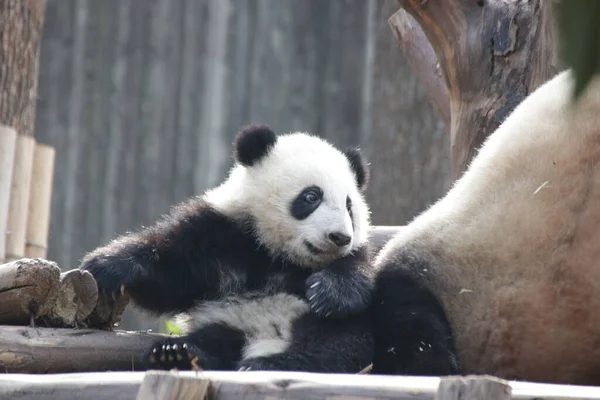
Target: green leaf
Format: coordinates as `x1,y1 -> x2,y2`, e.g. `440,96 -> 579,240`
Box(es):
164,319 -> 183,335
557,0 -> 600,101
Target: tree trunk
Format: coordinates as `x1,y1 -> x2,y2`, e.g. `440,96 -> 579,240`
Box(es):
392,0 -> 561,179
0,0 -> 47,137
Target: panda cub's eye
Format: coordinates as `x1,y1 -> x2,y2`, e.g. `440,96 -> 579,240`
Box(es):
346,196 -> 352,211
303,188 -> 322,204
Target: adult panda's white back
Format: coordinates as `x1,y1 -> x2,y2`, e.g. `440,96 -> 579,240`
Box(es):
373,70 -> 600,384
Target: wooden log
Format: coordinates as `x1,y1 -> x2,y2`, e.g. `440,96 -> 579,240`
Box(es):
0,125 -> 17,263
40,269 -> 98,328
25,143 -> 55,259
436,375 -> 511,400
5,135 -> 35,261
0,258 -> 60,325
85,289 -> 131,330
0,325 -> 167,374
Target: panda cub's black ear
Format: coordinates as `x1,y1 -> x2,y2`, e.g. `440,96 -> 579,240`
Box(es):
343,148 -> 370,191
234,124 -> 278,167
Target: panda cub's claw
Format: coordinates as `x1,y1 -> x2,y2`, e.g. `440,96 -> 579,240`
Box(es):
305,269 -> 370,319
144,340 -> 202,370
237,357 -> 282,372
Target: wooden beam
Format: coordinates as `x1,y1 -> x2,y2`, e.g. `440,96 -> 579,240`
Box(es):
0,325 -> 167,374
3,371 -> 600,400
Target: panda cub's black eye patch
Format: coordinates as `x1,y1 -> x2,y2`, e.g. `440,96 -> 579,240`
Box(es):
291,186 -> 323,220
346,196 -> 352,211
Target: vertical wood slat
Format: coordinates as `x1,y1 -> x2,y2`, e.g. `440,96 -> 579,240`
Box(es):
0,125 -> 17,262
25,143 -> 56,259
5,134 -> 36,261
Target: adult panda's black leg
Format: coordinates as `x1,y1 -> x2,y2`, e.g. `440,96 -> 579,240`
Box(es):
79,198 -> 257,315
370,262 -> 460,376
237,313 -> 373,373
144,323 -> 246,371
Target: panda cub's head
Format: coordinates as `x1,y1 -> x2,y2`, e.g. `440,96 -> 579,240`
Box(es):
206,124 -> 371,268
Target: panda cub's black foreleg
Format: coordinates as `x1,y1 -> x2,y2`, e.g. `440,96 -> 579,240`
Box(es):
144,323 -> 246,371
370,262 -> 460,376
79,198 -> 253,315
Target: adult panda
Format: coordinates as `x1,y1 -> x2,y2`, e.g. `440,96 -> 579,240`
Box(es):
371,70 -> 600,385
79,124 -> 374,373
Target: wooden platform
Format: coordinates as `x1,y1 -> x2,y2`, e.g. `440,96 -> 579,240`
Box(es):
2,370 -> 600,400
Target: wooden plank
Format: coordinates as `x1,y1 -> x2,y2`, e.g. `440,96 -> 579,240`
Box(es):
0,372 -> 144,400
0,125 -> 17,263
25,143 -> 56,259
3,371 -> 600,400
136,371 -> 210,400
436,375 -> 511,400
5,135 -> 36,261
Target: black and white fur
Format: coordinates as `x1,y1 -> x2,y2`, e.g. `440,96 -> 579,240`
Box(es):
370,70 -> 600,385
80,124 -> 374,373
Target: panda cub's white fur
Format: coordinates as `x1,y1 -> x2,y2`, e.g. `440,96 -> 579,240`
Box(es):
204,131 -> 371,266
177,293 -> 310,360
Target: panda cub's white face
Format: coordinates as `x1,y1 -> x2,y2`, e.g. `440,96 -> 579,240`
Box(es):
205,125 -> 371,268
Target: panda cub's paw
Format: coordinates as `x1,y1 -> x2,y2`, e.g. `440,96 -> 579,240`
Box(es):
80,254 -> 140,297
305,268 -> 371,319
144,339 -> 204,370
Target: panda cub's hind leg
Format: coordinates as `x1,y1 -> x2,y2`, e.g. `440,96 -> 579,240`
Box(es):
238,312 -> 373,373
144,323 -> 246,371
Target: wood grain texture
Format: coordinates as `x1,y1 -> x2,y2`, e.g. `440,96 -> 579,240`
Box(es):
0,325 -> 167,373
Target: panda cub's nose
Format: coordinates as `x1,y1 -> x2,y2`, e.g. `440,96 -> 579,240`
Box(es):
328,232 -> 351,247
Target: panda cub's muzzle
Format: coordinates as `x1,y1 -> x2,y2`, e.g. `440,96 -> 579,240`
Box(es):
304,230 -> 352,256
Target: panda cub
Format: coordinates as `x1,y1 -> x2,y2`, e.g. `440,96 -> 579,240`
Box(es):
80,124 -> 374,373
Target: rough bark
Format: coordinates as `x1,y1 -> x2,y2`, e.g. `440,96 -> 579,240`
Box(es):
0,325 -> 166,373
0,0 -> 47,137
0,258 -> 60,324
0,260 -> 99,327
396,0 -> 561,178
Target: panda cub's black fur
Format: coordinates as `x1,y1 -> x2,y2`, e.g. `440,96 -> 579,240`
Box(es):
80,124 -> 374,373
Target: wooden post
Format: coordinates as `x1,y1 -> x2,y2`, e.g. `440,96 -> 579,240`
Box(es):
391,0 -> 561,179
0,125 -> 17,263
5,135 -> 36,261
25,143 -> 55,259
